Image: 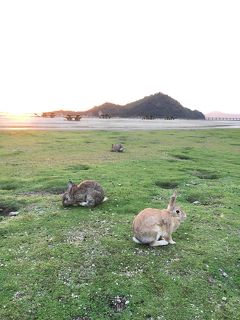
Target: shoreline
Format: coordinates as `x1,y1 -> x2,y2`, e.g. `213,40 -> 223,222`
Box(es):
0,117 -> 240,131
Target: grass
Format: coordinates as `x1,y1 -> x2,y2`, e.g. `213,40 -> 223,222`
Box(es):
0,129 -> 240,320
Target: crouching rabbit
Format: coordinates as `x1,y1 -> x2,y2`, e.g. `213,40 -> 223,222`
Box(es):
132,192 -> 186,246
62,180 -> 107,207
111,144 -> 124,152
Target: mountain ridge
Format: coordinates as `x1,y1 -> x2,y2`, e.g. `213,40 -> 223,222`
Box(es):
81,92 -> 205,119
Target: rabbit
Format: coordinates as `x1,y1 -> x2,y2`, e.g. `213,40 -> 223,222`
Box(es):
111,144 -> 124,152
62,180 -> 107,207
132,192 -> 186,246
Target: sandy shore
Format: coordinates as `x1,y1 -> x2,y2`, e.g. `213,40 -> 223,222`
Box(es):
0,116 -> 240,131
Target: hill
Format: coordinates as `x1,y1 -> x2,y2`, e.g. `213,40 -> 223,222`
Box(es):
83,102 -> 122,117
83,93 -> 205,119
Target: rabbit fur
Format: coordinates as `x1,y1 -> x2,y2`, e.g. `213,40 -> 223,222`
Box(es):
111,144 -> 124,152
62,180 -> 106,207
132,192 -> 186,246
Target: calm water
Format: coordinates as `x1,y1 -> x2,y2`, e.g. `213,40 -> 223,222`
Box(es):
0,114 -> 240,130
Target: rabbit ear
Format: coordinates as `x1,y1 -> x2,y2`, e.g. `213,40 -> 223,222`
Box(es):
67,181 -> 73,192
167,191 -> 177,211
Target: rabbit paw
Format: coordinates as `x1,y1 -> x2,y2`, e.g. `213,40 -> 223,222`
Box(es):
159,240 -> 169,246
150,239 -> 169,247
169,240 -> 176,244
80,202 -> 88,207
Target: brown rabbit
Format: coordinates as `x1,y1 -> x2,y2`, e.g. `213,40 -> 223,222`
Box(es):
111,144 -> 124,152
132,192 -> 186,246
62,180 -> 107,207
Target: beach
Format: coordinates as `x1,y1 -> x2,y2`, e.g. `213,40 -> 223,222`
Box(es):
0,115 -> 240,130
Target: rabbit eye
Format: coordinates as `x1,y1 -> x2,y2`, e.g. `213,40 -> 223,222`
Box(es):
176,210 -> 180,214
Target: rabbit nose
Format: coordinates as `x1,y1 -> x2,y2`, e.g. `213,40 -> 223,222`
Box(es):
63,200 -> 70,207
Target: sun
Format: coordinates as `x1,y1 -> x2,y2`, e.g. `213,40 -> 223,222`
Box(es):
5,107 -> 35,120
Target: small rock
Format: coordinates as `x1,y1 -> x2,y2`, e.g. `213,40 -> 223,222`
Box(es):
13,291 -> 24,299
219,269 -> 229,277
222,272 -> 228,278
9,211 -> 19,216
203,264 -> 209,271
193,201 -> 200,205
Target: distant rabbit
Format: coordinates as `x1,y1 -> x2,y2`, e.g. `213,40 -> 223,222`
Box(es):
62,180 -> 107,207
111,144 -> 124,152
132,192 -> 186,246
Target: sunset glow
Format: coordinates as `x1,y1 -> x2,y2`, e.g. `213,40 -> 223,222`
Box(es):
0,0 -> 240,115
4,112 -> 33,120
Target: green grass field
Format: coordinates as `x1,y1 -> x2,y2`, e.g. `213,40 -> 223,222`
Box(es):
0,129 -> 240,320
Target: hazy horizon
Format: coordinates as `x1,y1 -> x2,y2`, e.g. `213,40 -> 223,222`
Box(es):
1,94 -> 240,116
0,0 -> 240,115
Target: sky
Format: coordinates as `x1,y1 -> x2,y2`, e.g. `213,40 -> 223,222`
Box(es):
0,0 -> 239,115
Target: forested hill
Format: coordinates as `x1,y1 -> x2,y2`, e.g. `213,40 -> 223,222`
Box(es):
83,93 -> 205,119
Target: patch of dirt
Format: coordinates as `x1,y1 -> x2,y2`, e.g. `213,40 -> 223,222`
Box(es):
72,317 -> 91,320
66,220 -> 112,246
193,170 -> 220,180
172,154 -> 192,160
230,143 -> 240,146
0,205 -> 19,216
110,295 -> 129,312
68,164 -> 90,171
66,231 -> 86,244
185,194 -> 222,206
155,180 -> 179,189
20,188 -> 65,196
45,187 -> 66,194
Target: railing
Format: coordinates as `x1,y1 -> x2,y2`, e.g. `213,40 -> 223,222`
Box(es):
206,117 -> 240,121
